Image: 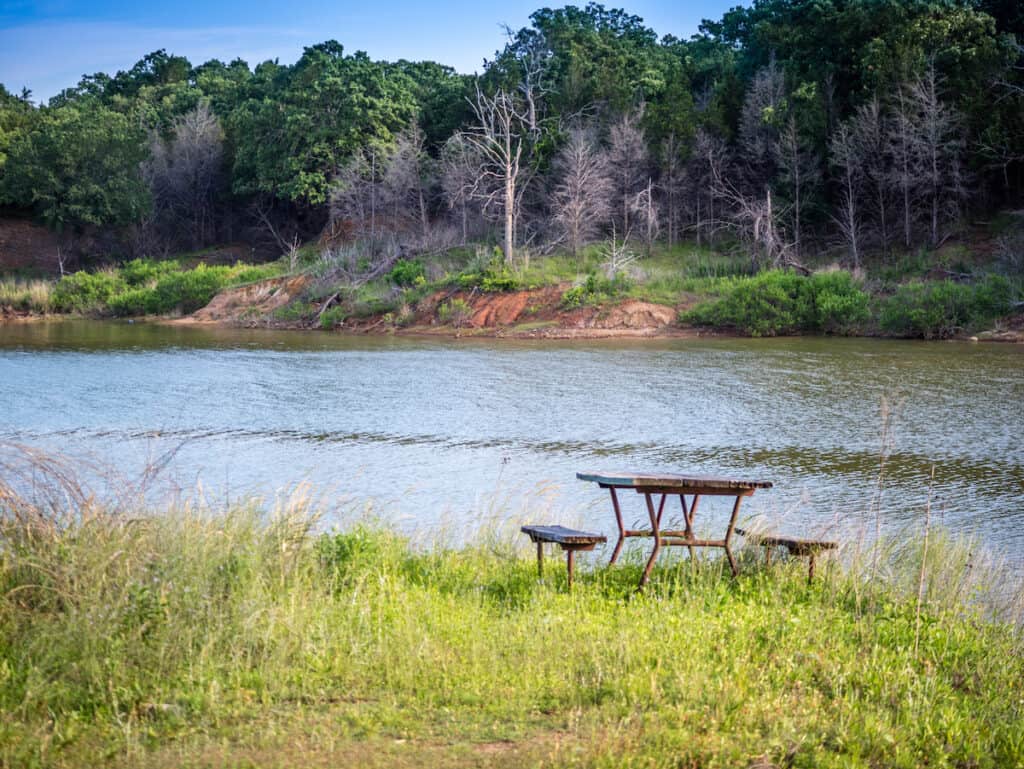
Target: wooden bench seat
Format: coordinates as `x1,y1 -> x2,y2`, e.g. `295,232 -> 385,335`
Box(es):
521,525 -> 606,589
736,528 -> 837,582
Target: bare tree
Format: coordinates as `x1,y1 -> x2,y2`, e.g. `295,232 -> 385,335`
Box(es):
142,101 -> 224,250
500,25 -> 552,134
739,60 -> 786,190
658,132 -> 687,247
775,116 -> 820,259
607,108 -> 648,235
330,145 -> 380,240
381,125 -> 433,238
461,86 -> 531,265
440,133 -> 482,245
830,122 -> 864,268
711,161 -> 794,271
887,87 -> 918,249
907,65 -> 967,246
688,127 -> 730,247
550,127 -> 612,258
630,178 -> 659,256
850,96 -> 892,252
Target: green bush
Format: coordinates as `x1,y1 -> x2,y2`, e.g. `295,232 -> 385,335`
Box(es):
438,298 -> 473,326
51,270 -> 126,313
119,258 -> 181,287
387,259 -> 426,287
683,270 -> 871,337
560,272 -> 633,309
879,276 -> 1017,339
454,255 -> 520,293
319,306 -> 348,329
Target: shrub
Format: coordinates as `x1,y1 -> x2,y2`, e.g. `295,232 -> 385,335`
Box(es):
319,306 -> 348,329
683,269 -> 871,337
438,298 -> 473,326
560,272 -> 632,309
879,276 -> 1017,339
387,259 -> 426,287
51,270 -> 126,313
119,258 -> 181,287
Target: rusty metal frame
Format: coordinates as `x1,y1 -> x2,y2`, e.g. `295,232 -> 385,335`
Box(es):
600,481 -> 754,590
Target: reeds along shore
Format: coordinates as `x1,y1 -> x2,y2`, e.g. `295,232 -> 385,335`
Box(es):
1,447 -> 1023,768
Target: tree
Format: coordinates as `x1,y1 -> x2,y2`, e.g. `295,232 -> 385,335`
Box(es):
380,125 -> 433,238
774,116 -> 820,259
739,60 -> 786,192
607,108 -> 648,236
440,133 -> 482,245
142,101 -> 225,249
829,122 -> 864,268
461,86 -> 532,264
0,103 -> 149,232
229,43 -> 418,206
907,65 -> 967,246
550,127 -> 612,258
850,97 -> 892,252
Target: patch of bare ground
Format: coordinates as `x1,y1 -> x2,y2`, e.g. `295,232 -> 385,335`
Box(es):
105,721 -> 581,769
185,274 -> 312,323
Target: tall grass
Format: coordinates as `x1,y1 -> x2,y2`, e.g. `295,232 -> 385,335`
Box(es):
0,279 -> 53,313
1,448 -> 1022,768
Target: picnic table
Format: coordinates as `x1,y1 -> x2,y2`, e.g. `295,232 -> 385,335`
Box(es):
577,471 -> 773,588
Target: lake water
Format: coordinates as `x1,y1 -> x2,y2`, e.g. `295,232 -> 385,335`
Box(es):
1,320 -> 1022,557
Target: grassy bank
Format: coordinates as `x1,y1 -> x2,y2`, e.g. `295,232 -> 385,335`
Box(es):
2,478 -> 1022,768
2,238 -> 1022,339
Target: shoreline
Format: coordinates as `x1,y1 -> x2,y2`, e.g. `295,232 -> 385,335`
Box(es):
4,309 -> 1023,343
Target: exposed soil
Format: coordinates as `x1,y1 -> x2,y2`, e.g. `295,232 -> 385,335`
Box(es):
0,217 -> 61,273
187,274 -> 313,322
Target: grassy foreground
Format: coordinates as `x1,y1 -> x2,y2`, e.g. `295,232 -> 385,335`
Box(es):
1,488 -> 1023,769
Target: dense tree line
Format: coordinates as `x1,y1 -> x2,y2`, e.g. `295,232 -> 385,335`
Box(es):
1,1 -> 1022,269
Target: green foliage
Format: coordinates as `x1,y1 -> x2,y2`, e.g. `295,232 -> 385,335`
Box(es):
454,251 -> 521,293
387,259 -> 426,287
561,272 -> 632,308
228,43 -> 418,205
879,276 -> 1018,339
51,270 -> 126,313
684,270 -> 870,336
319,306 -> 348,329
50,259 -> 280,316
437,298 -> 473,326
0,103 -> 149,230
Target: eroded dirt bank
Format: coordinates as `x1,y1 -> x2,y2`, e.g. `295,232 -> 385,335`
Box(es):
173,278 -> 707,339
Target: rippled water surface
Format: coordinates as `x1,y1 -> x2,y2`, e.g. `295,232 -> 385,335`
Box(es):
2,321 -> 1022,555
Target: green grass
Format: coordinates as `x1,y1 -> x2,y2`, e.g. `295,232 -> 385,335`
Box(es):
47,258 -> 284,317
1,465 -> 1022,768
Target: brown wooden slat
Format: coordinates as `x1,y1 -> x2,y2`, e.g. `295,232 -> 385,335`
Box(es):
577,471 -> 773,491
735,528 -> 837,555
521,525 -> 607,546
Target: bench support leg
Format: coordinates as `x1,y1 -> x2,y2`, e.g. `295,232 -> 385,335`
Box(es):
808,553 -> 816,584
536,541 -> 544,578
566,549 -> 575,589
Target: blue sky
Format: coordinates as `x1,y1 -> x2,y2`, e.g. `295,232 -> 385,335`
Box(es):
0,0 -> 737,103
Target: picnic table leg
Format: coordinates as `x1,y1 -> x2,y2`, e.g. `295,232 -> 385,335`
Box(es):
639,493 -> 662,590
536,541 -> 544,578
723,494 -> 743,577
680,494 -> 701,561
808,552 -> 816,583
608,487 -> 626,565
566,549 -> 575,589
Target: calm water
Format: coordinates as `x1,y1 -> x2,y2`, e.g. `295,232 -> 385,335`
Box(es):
1,320 -> 1022,556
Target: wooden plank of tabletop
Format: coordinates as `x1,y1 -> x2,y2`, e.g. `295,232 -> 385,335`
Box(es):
576,471 -> 773,491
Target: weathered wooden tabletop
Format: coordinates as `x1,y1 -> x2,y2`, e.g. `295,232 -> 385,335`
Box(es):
576,471 -> 773,492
